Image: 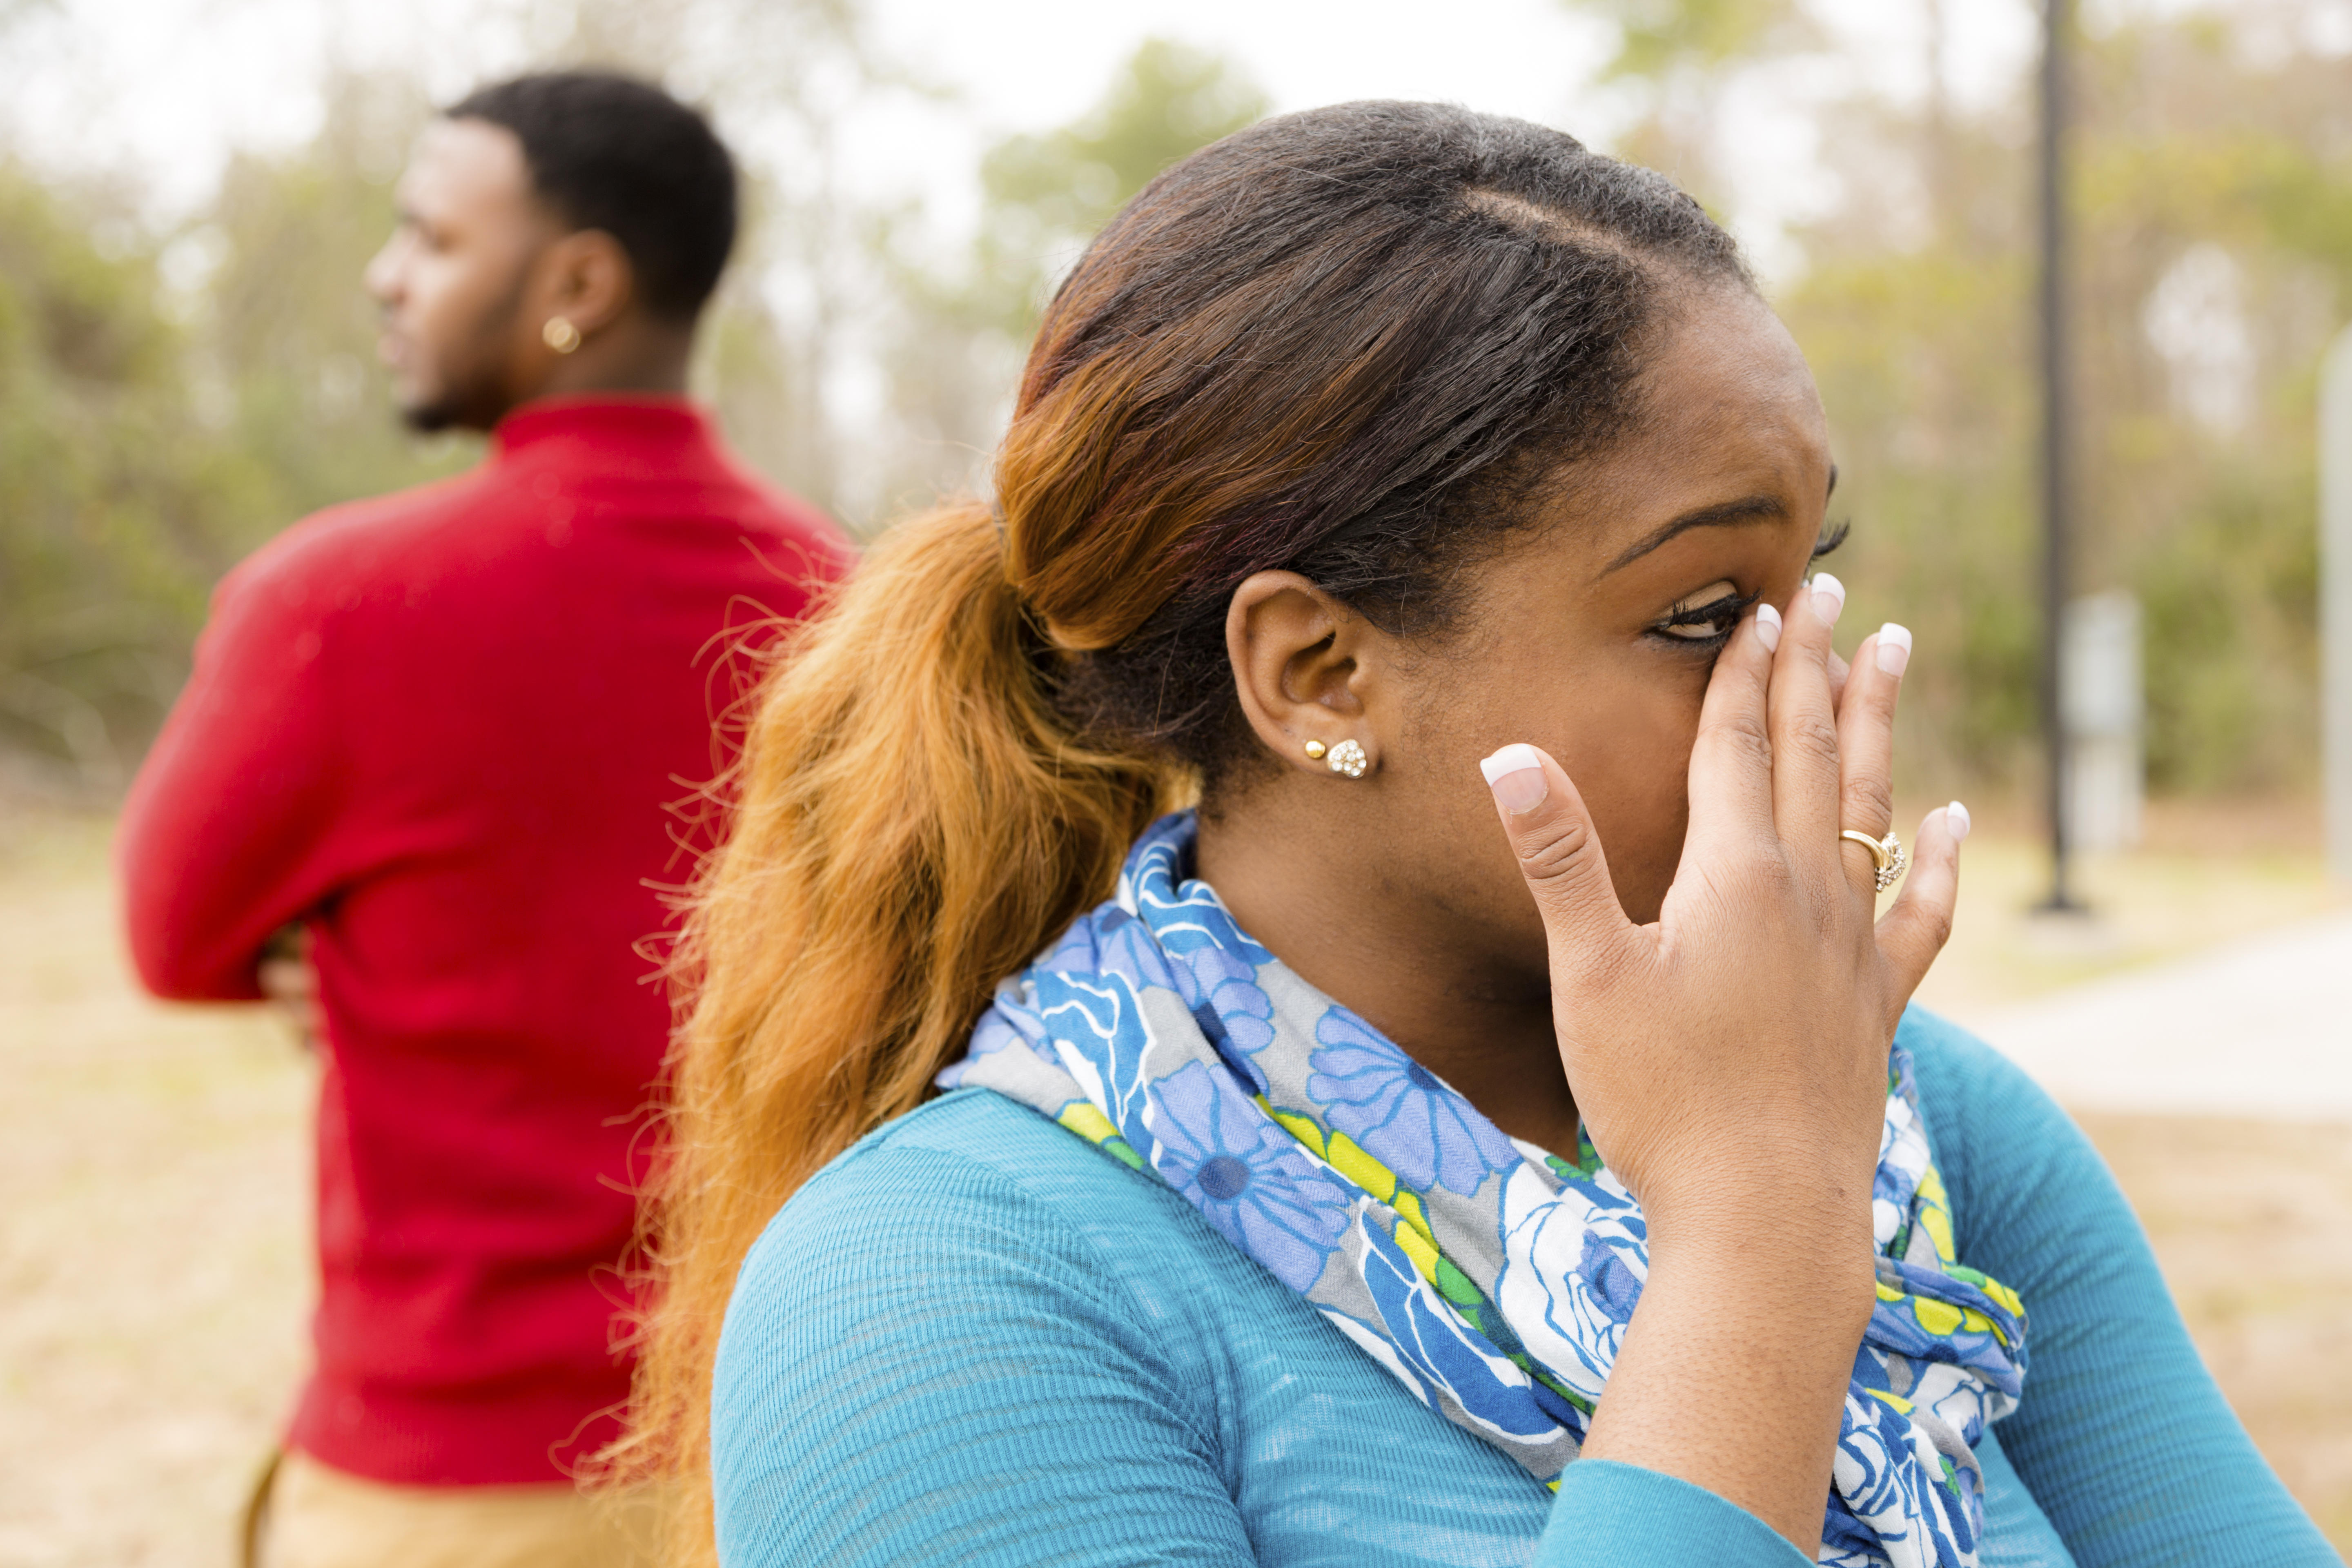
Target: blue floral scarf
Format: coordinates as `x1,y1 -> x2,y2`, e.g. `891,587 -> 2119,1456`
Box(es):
941,814 -> 2027,1568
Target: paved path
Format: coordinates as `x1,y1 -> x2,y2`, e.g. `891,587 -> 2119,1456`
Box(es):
1963,912 -> 2352,1119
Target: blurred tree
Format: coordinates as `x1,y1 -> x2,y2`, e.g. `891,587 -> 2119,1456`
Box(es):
1593,0 -> 1809,80
0,0 -> 877,791
506,0 -> 879,519
1571,0 -> 1814,211
2063,19 -> 2347,793
866,38 -> 1267,518
0,163 -> 209,790
1560,0 -> 2352,799
1772,5 -> 2352,796
9,0 -> 2346,806
0,76 -> 469,794
968,38 -> 1270,339
196,71 -> 470,539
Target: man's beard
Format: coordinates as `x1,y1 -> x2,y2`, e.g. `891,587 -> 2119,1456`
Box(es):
390,273 -> 529,434
398,396 -> 465,434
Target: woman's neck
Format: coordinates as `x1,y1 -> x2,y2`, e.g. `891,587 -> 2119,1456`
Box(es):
1192,798 -> 1581,1158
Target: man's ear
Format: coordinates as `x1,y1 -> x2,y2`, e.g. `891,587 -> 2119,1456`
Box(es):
1225,570 -> 1385,777
536,229 -> 635,336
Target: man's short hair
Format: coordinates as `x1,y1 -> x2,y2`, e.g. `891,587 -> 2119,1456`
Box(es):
447,71 -> 738,322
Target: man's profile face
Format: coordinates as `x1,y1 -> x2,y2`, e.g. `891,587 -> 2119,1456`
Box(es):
364,119 -> 551,432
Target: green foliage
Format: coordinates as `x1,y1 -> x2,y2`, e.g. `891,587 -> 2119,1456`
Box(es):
974,36 -> 1269,334
19,2 -> 2343,808
0,82 -> 465,793
0,27 -> 1267,790
1587,0 -> 1808,81
1765,14 -> 2352,797
1570,0 -> 1813,211
196,78 -> 467,536
867,38 -> 1266,518
1780,239 -> 2042,785
1573,0 -> 2350,796
2134,466 -> 2319,792
0,162 -> 207,788
933,37 -> 1268,352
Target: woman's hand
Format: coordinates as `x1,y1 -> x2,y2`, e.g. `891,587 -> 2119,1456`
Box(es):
1478,573 -> 1966,1553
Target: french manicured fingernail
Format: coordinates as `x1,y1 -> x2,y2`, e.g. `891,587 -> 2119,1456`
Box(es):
1480,744 -> 1549,814
1947,800 -> 1971,843
1875,622 -> 1911,677
1754,602 -> 1782,653
1809,572 -> 1846,627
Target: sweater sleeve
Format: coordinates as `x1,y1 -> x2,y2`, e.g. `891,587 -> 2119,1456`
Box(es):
712,1140 -> 1257,1568
1908,1009 -> 2342,1567
1537,1461 -> 1812,1567
118,542 -> 345,1000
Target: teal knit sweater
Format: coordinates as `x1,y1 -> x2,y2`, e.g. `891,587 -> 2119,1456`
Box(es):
711,1010 -> 2339,1566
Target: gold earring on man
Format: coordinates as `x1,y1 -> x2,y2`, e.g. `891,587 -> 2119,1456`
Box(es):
542,317 -> 582,354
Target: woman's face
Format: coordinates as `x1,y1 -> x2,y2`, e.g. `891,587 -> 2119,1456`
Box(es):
1417,282 -> 1832,931
1215,281 -> 1836,1000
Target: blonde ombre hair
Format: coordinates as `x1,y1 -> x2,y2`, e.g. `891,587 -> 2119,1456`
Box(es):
611,101 -> 1746,1563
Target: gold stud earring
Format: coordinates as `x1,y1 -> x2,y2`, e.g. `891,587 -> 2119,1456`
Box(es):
1302,739 -> 1327,761
543,316 -> 582,354
1326,739 -> 1369,779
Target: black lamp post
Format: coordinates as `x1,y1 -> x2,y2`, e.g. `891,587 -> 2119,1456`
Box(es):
2037,0 -> 2086,913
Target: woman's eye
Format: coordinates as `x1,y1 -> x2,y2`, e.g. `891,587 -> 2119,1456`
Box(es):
1651,583 -> 1754,644
1658,605 -> 1737,639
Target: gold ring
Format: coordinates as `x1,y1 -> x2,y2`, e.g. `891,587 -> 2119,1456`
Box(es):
1839,829 -> 1908,893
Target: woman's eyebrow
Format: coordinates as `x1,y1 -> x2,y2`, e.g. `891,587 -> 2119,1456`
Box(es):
1603,494 -> 1787,574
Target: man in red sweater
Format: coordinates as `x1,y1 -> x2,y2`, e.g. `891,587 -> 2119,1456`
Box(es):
118,71 -> 850,1566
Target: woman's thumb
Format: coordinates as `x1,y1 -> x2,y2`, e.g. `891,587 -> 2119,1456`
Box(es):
1480,744 -> 1630,946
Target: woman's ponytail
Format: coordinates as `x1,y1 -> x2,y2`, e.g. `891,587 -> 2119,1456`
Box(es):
616,500 -> 1172,1561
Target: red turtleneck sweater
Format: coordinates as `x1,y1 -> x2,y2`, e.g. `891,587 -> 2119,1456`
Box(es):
119,397 -> 852,1485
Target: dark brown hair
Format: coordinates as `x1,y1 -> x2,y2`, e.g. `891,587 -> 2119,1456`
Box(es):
619,101 -> 1748,1559
449,71 -> 737,320
1021,100 -> 1751,770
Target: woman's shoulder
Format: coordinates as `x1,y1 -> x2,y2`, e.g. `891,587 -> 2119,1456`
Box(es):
711,1094 -> 1211,1564
777,1086 -> 1197,1252
1895,1004 -> 2124,1266
716,1091 -> 1213,1444
715,1091 -> 1560,1567
1897,1003 -> 2079,1157
1899,1004 -> 2054,1120
724,1087 -> 1286,1372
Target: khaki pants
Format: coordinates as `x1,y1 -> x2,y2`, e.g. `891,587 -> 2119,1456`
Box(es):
247,1450 -> 661,1568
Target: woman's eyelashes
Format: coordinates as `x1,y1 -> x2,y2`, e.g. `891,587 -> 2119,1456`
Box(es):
1648,584 -> 1760,650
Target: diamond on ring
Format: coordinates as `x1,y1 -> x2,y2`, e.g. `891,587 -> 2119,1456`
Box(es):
1872,831 -> 1907,893
1838,828 -> 1909,893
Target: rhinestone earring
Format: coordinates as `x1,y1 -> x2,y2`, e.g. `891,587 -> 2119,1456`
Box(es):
1325,739 -> 1369,779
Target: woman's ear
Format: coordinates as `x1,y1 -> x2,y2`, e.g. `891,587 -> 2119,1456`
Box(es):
1225,570 -> 1383,777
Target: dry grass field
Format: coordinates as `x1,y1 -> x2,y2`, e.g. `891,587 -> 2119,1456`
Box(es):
2,800 -> 2347,1565
2076,1113 -> 2352,1546
1,810 -> 308,1568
